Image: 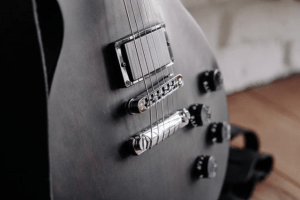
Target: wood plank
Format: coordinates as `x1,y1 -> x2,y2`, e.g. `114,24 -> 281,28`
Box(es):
227,91 -> 300,183
253,74 -> 300,120
252,170 -> 300,200
228,77 -> 300,199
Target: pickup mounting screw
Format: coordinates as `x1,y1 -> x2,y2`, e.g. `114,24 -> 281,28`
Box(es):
121,62 -> 127,67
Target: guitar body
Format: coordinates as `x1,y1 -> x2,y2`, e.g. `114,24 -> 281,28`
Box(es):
49,0 -> 229,199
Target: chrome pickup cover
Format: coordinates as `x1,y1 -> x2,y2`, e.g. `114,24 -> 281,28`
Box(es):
114,23 -> 174,87
125,74 -> 184,114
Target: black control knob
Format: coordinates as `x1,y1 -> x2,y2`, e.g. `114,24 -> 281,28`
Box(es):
195,155 -> 217,179
200,69 -> 223,93
208,122 -> 231,144
188,104 -> 211,127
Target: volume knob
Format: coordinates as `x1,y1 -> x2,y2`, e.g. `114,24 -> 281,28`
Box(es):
188,104 -> 211,127
195,155 -> 218,179
208,122 -> 231,144
200,69 -> 223,93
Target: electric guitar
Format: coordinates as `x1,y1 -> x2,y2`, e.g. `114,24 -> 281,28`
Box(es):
49,0 -> 230,199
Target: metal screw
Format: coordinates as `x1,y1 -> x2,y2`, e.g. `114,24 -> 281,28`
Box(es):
125,81 -> 131,87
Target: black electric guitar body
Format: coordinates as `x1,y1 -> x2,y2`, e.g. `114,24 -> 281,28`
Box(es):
49,0 -> 229,199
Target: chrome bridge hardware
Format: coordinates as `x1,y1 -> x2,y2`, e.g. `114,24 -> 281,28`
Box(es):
131,109 -> 190,155
114,23 -> 174,87
126,74 -> 184,114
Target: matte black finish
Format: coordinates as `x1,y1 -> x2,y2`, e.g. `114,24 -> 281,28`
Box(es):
49,0 -> 229,199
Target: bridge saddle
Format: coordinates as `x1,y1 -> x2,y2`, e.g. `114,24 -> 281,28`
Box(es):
125,74 -> 184,114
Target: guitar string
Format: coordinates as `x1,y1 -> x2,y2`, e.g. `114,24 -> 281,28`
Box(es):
144,0 -> 180,138
128,0 -> 161,146
142,0 -> 173,141
159,3 -> 178,112
148,0 -> 177,138
144,0 -> 173,139
149,0 -> 176,113
122,0 -> 154,146
136,0 -> 167,143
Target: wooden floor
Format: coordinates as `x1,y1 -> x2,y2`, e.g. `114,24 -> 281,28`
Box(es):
228,74 -> 300,200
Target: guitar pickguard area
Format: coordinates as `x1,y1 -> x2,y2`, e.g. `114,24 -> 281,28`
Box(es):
114,23 -> 174,87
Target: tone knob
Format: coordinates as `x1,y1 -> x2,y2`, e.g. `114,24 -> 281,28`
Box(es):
188,104 -> 211,127
208,122 -> 231,144
200,69 -> 223,93
195,155 -> 217,179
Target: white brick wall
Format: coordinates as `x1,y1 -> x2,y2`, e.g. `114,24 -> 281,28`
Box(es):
182,0 -> 300,93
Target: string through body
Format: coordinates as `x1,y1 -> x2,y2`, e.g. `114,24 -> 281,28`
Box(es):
122,0 -> 154,146
135,0 -> 167,142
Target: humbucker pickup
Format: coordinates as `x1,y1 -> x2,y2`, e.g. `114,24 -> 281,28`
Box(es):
125,74 -> 184,114
114,23 -> 174,87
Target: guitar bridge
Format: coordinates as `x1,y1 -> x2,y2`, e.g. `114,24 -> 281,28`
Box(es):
130,109 -> 190,155
114,23 -> 174,87
125,74 -> 184,114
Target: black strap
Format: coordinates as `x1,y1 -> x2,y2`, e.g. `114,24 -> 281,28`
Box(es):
219,125 -> 273,200
230,125 -> 259,152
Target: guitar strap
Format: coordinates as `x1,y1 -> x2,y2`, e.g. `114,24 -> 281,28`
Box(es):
219,125 -> 274,200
